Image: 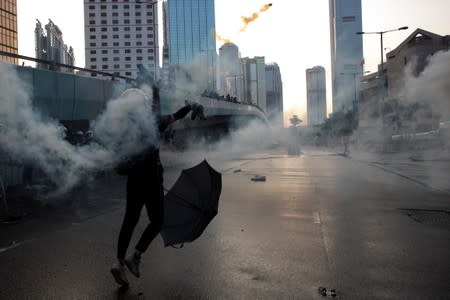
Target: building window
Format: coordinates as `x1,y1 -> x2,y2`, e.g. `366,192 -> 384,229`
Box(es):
101,35 -> 107,39
135,12 -> 141,16
102,65 -> 108,69
136,49 -> 142,53
113,35 -> 119,39
124,34 -> 131,39
101,28 -> 107,32
89,35 -> 95,39
125,49 -> 131,53
101,20 -> 107,25
137,56 -> 142,61
136,41 -> 142,46
125,64 -> 131,68
114,57 -> 120,61
113,27 -> 119,31
89,20 -> 95,25
102,50 -> 108,54
102,57 -> 108,62
136,27 -> 142,31
91,65 -> 96,69
126,72 -> 132,76
113,49 -> 119,54
135,4 -> 141,9
124,4 -> 129,9
125,57 -> 131,61
342,16 -> 355,22
101,5 -> 106,9
124,42 -> 131,46
89,13 -> 95,17
89,5 -> 95,9
112,20 -> 118,24
90,50 -> 96,54
112,5 -> 118,9
101,42 -> 108,46
124,19 -> 130,24
113,42 -> 119,46
90,58 -> 96,62
114,64 -> 120,69
90,42 -> 96,47
124,27 -> 130,31
89,28 -> 96,32
112,12 -> 118,17
147,12 -> 152,16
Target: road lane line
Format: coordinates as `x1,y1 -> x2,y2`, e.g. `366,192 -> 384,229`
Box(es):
313,211 -> 321,224
0,239 -> 33,254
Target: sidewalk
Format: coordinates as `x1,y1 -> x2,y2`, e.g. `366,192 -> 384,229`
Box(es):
350,148 -> 450,195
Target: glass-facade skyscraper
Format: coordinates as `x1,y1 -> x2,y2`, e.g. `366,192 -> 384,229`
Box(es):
0,0 -> 18,64
165,0 -> 217,91
329,0 -> 363,113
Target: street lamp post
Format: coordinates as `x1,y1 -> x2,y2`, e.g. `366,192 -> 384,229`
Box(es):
356,26 -> 408,151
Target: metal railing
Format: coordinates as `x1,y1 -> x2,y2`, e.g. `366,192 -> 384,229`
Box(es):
0,50 -> 136,82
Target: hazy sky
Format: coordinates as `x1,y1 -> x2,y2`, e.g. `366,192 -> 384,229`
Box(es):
17,0 -> 450,125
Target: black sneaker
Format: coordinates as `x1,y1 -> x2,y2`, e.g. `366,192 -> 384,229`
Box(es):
111,262 -> 129,286
125,254 -> 141,278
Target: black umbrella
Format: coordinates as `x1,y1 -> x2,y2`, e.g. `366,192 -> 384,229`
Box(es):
161,160 -> 221,247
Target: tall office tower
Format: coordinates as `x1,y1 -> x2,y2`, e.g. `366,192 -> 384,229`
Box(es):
35,19 -> 75,72
84,0 -> 159,79
218,42 -> 242,100
329,0 -> 363,113
0,0 -> 18,64
161,1 -> 170,86
306,66 -> 327,126
265,63 -> 283,126
164,0 -> 217,92
241,56 -> 266,111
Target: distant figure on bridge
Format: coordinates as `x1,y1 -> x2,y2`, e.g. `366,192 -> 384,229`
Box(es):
110,71 -> 205,286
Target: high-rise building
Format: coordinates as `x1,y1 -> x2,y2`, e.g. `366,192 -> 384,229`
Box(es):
35,19 -> 75,72
242,56 -> 266,111
164,0 -> 217,92
329,0 -> 363,113
218,42 -> 242,100
84,0 -> 160,79
306,66 -> 327,126
265,63 -> 283,126
0,0 -> 18,64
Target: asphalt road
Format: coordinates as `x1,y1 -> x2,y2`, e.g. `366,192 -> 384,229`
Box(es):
0,148 -> 449,299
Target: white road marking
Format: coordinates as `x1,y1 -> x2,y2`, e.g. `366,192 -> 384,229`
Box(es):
313,211 -> 321,224
0,240 -> 30,254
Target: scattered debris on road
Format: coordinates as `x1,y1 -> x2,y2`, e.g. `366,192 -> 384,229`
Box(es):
251,175 -> 266,182
233,169 -> 242,173
318,286 -> 337,297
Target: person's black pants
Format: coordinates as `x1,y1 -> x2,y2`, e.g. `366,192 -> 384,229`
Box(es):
117,165 -> 164,260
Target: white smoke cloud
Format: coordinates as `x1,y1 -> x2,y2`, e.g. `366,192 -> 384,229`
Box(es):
403,50 -> 450,119
0,63 -> 158,196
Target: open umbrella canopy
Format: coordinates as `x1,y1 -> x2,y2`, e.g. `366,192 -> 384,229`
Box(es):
161,160 -> 221,247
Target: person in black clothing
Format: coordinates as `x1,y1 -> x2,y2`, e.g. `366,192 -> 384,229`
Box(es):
110,83 -> 204,286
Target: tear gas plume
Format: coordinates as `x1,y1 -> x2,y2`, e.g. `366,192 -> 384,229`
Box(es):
0,63 -> 158,196
216,33 -> 232,44
240,3 -> 272,32
403,50 -> 450,117
172,119 -> 287,167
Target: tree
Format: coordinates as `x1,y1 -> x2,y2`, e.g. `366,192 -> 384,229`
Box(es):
289,115 -> 302,127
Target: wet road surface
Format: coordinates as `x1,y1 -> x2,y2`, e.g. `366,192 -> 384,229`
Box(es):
0,148 -> 449,299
